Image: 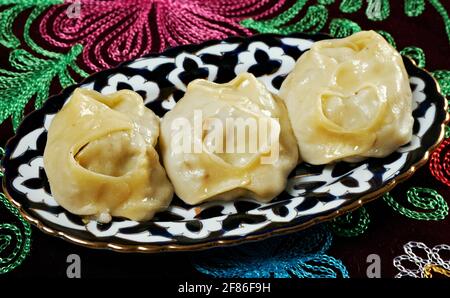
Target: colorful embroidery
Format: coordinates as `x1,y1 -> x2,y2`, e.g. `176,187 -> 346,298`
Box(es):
192,225 -> 349,278
383,187 -> 449,221
365,0 -> 390,21
0,148 -> 32,275
242,3 -> 328,34
432,70 -> 450,96
330,207 -> 370,237
394,241 -> 450,278
0,45 -> 86,130
423,264 -> 450,278
0,0 -> 63,49
404,0 -> 426,17
340,0 -> 363,13
430,138 -> 450,187
329,18 -> 362,37
400,46 -> 426,68
38,0 -> 286,71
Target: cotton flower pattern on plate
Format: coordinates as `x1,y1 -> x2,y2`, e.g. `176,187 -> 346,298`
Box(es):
100,74 -> 159,104
235,42 -> 295,93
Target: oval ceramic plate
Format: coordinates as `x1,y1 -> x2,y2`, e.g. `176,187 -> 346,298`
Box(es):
2,33 -> 448,252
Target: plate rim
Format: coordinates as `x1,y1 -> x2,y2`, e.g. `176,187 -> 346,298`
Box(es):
1,33 -> 448,253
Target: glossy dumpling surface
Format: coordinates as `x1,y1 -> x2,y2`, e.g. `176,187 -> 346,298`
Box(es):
279,30 -> 413,165
43,88 -> 173,222
160,73 -> 299,205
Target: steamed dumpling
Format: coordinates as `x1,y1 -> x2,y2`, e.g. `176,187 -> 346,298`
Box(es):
43,88 -> 173,222
279,30 -> 413,165
160,73 -> 298,205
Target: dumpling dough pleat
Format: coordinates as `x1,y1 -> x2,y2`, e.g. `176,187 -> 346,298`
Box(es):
279,30 -> 413,165
43,88 -> 173,222
160,73 -> 299,205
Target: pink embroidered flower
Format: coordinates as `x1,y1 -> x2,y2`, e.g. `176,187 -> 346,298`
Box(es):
39,0 -> 286,71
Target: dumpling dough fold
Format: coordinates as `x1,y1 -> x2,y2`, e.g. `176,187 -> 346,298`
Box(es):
43,88 -> 173,222
279,30 -> 413,164
160,73 -> 298,205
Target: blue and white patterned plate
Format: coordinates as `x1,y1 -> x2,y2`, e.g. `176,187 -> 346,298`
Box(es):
2,33 -> 448,252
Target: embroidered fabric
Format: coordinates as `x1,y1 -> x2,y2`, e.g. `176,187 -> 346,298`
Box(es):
0,148 -> 32,275
383,188 -> 449,221
192,225 -> 350,278
394,241 -> 450,278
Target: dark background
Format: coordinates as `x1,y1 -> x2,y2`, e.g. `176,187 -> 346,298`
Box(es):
1,1 -> 449,278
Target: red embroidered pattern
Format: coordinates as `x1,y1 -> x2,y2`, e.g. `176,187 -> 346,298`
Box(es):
429,138 -> 450,187
39,0 -> 287,71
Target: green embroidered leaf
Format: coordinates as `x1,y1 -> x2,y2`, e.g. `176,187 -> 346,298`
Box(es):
433,70 -> 450,96
366,0 -> 390,21
0,5 -> 22,48
376,30 -> 397,48
404,0 -> 426,17
400,46 -> 426,68
428,0 -> 450,45
23,5 -> 67,59
0,1 -> 62,7
240,0 -> 308,32
243,4 -> 329,35
0,0 -> 63,49
0,45 -> 85,130
276,4 -> 329,34
9,49 -> 49,71
318,0 -> 335,5
339,0 -> 363,13
329,18 -> 361,38
383,188 -> 448,221
0,2 -> 88,129
0,190 -> 31,274
330,207 -> 370,237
